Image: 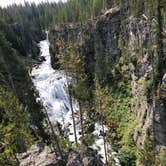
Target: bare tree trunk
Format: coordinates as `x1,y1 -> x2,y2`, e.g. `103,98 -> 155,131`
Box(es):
68,88 -> 78,144
44,108 -> 63,160
65,71 -> 78,144
157,0 -> 164,80
14,153 -> 20,165
101,116 -> 108,166
64,30 -> 78,145
79,101 -> 84,137
99,100 -> 108,166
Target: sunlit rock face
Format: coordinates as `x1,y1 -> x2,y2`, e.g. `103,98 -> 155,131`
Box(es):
129,17 -> 166,150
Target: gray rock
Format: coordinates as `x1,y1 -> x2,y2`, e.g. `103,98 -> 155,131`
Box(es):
17,144 -> 63,166
18,145 -> 104,166
82,148 -> 103,166
66,150 -> 82,166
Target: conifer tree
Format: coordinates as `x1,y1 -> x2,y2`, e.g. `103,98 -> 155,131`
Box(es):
57,39 -> 78,144
0,87 -> 33,165
95,79 -> 109,165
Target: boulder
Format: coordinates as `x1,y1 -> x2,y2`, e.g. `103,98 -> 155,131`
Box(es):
82,148 -> 103,166
17,144 -> 64,166
66,150 -> 82,166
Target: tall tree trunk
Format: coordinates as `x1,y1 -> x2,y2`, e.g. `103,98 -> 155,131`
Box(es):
156,0 -> 164,82
79,101 -> 84,137
68,87 -> 78,144
44,108 -> 63,160
101,118 -> 108,166
152,0 -> 164,150
99,100 -> 108,165
14,153 -> 20,165
64,31 -> 78,144
65,71 -> 78,144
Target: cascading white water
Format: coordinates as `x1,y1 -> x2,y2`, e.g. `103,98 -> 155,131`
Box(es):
31,39 -> 120,165
31,40 -> 79,142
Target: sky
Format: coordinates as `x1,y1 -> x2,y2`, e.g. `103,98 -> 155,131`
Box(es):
0,0 -> 66,8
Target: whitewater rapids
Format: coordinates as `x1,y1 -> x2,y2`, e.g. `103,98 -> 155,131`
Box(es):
31,40 -> 80,142
31,39 -> 120,165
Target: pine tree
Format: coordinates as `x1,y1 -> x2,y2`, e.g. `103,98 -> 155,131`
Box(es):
0,86 -> 33,165
57,39 -> 78,144
95,79 -> 109,165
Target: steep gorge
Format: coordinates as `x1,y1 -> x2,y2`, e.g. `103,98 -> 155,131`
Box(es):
0,0 -> 165,165
48,1 -> 166,165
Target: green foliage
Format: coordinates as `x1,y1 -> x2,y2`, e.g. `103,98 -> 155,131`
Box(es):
155,148 -> 166,166
48,0 -> 164,164
57,38 -> 91,103
118,114 -> 137,165
95,49 -> 114,85
95,50 -> 138,164
0,32 -> 47,141
119,147 -> 136,166
81,135 -> 95,146
0,0 -> 108,29
137,133 -> 155,166
0,86 -> 33,164
128,0 -> 164,18
0,153 -> 16,166
0,6 -> 44,58
54,122 -> 72,150
94,54 -> 137,164
143,79 -> 153,99
52,0 -> 107,24
0,0 -> 165,165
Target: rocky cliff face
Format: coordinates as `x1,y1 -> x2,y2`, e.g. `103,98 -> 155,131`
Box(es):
129,16 -> 156,148
95,6 -> 121,58
95,8 -> 165,153
94,7 -> 121,84
128,16 -> 166,151
48,4 -> 166,163
49,26 -> 80,69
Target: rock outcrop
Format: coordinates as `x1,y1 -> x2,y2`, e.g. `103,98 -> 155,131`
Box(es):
18,144 -> 103,166
17,144 -> 63,166
129,16 -> 166,150
48,5 -> 166,160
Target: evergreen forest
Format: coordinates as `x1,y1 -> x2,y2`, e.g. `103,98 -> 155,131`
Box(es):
0,0 -> 165,165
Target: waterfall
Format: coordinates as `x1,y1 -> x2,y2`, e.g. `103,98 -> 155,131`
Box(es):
31,39 -> 120,165
31,40 -> 79,143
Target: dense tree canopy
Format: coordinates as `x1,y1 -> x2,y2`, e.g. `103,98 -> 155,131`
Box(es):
0,0 -> 165,165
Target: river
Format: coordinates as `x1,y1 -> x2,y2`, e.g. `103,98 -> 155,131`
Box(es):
31,39 -> 120,165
